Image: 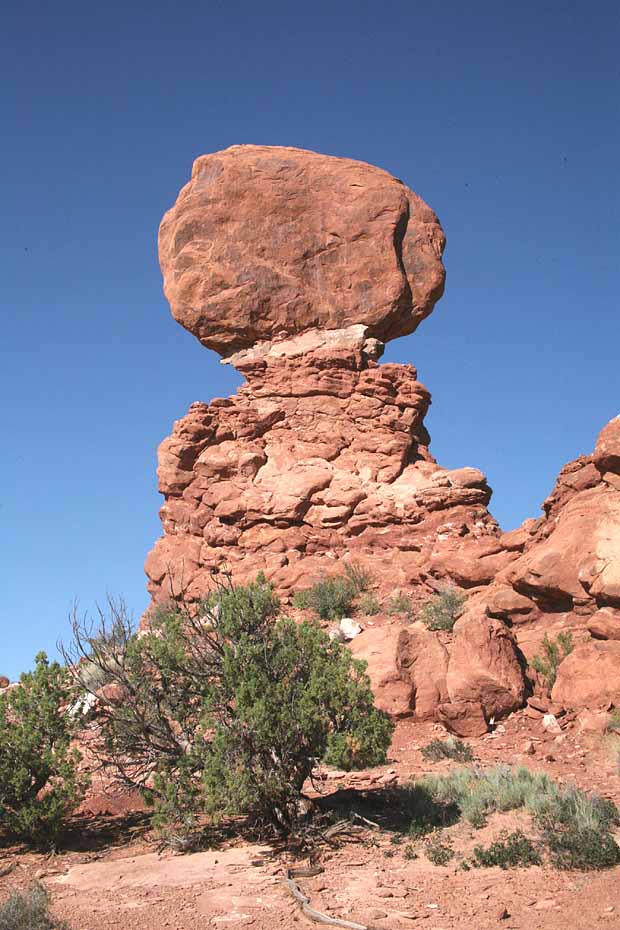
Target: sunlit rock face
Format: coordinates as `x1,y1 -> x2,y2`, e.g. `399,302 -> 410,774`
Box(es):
158,145 -> 446,356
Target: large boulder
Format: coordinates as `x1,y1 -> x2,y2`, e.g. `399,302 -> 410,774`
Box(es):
551,641 -> 620,709
349,627 -> 414,718
396,624 -> 449,719
446,612 -> 527,719
593,415 -> 620,477
158,145 -> 445,355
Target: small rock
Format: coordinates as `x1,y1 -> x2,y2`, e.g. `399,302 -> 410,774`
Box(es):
375,888 -> 394,898
534,898 -> 557,910
496,906 -> 510,920
367,908 -> 389,920
542,714 -> 562,734
523,740 -> 536,755
339,617 -> 364,640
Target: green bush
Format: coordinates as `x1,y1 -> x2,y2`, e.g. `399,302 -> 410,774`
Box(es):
425,834 -> 454,865
411,764 -> 620,870
421,737 -> 474,763
67,578 -> 393,836
358,593 -> 381,616
343,562 -> 372,594
292,563 -> 372,621
387,592 -> 413,618
419,764 -> 556,827
544,824 -> 620,870
530,632 -> 574,692
0,653 -> 87,845
0,883 -> 69,930
419,586 -> 466,632
472,830 -> 541,869
293,576 -> 356,620
605,709 -> 620,733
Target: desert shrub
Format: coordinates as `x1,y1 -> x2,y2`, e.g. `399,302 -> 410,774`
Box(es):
0,883 -> 69,930
421,737 -> 474,763
532,783 -> 620,869
530,632 -> 573,692
358,593 -> 381,616
543,823 -> 620,870
65,577 -> 393,835
414,765 -> 620,870
606,709 -> 620,733
420,764 -> 557,827
471,830 -> 541,869
397,783 -> 459,838
425,834 -> 454,865
419,586 -> 466,632
343,562 -> 372,594
403,843 -> 418,860
0,653 -> 87,845
293,576 -> 356,620
387,592 -> 412,618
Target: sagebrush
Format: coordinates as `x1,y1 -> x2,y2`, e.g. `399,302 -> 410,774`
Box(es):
0,883 -> 69,930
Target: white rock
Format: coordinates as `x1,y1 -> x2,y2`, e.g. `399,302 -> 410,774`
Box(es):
339,617 -> 363,640
542,713 -> 562,734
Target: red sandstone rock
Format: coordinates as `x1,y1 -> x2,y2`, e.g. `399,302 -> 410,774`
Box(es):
349,628 -> 413,718
396,625 -> 449,719
587,607 -> 620,640
437,700 -> 488,737
593,416 -> 620,477
159,145 -> 445,356
551,641 -> 620,709
446,612 -> 526,719
0,676 -> 9,689
145,341 -> 503,603
148,149 -> 620,724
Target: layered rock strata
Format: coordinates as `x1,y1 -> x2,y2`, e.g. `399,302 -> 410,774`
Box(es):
146,325 -> 509,602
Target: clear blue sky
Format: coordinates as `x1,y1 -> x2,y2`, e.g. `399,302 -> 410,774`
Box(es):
2,1 -> 618,678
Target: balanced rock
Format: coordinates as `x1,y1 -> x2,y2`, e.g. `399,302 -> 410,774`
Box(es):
147,145 -> 531,726
158,145 -> 445,355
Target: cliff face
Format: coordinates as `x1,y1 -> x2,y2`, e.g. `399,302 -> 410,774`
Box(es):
145,144 -> 620,729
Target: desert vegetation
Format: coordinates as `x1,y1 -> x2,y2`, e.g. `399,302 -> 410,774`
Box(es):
61,575 -> 393,839
0,653 -> 87,845
399,764 -> 620,870
292,562 -> 373,620
531,632 -> 574,692
0,883 -> 68,930
418,586 -> 466,632
421,737 -> 474,763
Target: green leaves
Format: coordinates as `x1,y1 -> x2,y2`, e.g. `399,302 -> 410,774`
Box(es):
0,653 -> 87,845
90,576 -> 393,835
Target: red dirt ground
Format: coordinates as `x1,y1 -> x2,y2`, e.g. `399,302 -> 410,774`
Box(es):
1,712 -> 619,930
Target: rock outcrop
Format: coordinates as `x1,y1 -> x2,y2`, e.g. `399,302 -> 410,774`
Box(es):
459,416 -> 620,712
147,144 -> 619,730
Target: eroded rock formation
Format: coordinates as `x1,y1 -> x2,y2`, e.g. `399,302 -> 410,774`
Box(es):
146,144 -> 620,730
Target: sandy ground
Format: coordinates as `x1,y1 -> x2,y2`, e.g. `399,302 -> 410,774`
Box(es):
1,712 -> 620,930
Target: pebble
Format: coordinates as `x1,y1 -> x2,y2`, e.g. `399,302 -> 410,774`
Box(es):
533,898 -> 558,910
